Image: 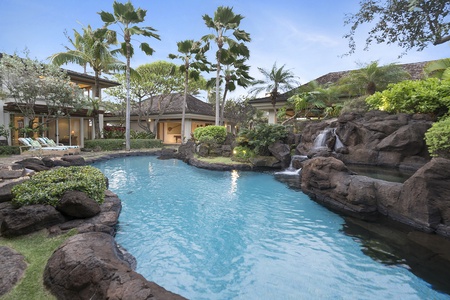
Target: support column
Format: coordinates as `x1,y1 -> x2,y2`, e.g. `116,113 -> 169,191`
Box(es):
98,114 -> 104,139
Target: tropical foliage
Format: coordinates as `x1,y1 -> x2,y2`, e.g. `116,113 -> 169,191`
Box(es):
424,58 -> 450,80
169,39 -> 208,143
366,78 -> 450,115
250,63 -> 299,121
338,61 -> 410,96
202,6 -> 251,125
100,0 -> 161,151
0,54 -> 86,136
425,116 -> 450,158
12,166 -> 107,207
237,123 -> 288,155
193,125 -> 227,144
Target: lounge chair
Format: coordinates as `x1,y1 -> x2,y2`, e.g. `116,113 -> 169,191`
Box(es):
18,137 -> 69,156
38,137 -> 80,155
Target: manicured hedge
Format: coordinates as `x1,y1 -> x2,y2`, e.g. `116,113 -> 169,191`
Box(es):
83,139 -> 162,151
11,166 -> 107,207
0,146 -> 20,155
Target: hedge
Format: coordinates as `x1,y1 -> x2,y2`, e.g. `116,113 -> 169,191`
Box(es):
0,146 -> 20,155
11,166 -> 107,207
83,139 -> 162,151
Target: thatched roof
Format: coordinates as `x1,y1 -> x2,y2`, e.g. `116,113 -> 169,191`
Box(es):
132,93 -> 214,116
249,60 -> 432,104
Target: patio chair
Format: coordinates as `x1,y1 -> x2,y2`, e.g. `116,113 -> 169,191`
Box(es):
38,137 -> 80,155
18,137 -> 69,156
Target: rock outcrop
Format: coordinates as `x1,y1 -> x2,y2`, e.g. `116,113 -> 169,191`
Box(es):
297,111 -> 433,170
301,156 -> 450,237
44,232 -> 186,300
0,246 -> 27,297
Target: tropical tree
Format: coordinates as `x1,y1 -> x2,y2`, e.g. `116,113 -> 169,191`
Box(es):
202,6 -> 251,125
49,25 -> 123,138
0,54 -> 86,136
217,58 -> 253,124
169,40 -> 208,143
49,25 -> 122,99
344,0 -> 450,55
250,62 -> 299,123
99,0 -> 160,151
338,61 -> 410,96
424,58 -> 450,80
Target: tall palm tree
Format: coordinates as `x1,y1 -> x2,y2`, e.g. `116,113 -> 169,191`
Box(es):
424,58 -> 450,80
202,6 -> 251,125
219,58 -> 253,124
49,25 -> 123,138
338,61 -> 410,96
250,62 -> 299,123
99,1 -> 160,151
49,25 -> 122,99
169,40 -> 207,143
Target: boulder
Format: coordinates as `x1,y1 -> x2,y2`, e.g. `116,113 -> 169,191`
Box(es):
0,166 -> 24,180
61,155 -> 86,166
44,232 -> 186,300
0,246 -> 27,297
268,141 -> 291,168
158,148 -> 177,160
249,156 -> 281,168
56,190 -> 101,218
177,140 -> 195,161
0,204 -> 66,237
50,190 -> 122,236
395,158 -> 450,235
0,177 -> 29,203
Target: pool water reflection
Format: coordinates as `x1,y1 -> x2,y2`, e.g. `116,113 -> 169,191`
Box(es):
93,156 -> 450,300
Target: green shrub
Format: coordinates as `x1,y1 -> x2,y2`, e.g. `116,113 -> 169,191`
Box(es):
238,124 -> 288,155
425,116 -> 450,158
193,126 -> 227,144
84,139 -> 162,151
12,166 -> 107,207
0,145 -> 20,155
232,145 -> 255,162
131,130 -> 155,139
366,78 -> 450,115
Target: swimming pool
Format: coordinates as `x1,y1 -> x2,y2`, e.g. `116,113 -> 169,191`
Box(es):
93,156 -> 450,300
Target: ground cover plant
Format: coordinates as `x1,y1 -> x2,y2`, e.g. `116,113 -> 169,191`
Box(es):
11,166 -> 107,207
0,229 -> 76,300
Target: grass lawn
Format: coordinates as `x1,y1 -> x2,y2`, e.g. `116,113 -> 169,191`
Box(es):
195,155 -> 250,165
0,229 -> 76,300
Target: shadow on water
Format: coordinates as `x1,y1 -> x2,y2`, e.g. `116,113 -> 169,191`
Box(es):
347,164 -> 415,183
274,172 -> 450,296
342,216 -> 450,295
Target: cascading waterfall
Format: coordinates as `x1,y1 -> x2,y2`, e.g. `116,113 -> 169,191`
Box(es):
275,155 -> 307,176
313,128 -> 345,151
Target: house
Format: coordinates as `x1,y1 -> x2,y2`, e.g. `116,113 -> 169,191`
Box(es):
249,61 -> 430,123
104,93 -> 220,144
0,55 -> 120,147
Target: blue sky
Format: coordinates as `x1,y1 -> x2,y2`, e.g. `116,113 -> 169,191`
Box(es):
1,0 -> 449,100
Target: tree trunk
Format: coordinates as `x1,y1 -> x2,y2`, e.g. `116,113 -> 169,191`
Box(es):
125,38 -> 131,151
181,63 -> 188,143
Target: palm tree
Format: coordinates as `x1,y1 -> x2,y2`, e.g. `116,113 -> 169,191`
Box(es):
49,25 -> 122,100
99,1 -> 160,151
219,58 -> 253,124
169,40 -> 207,143
202,6 -> 251,125
250,62 -> 299,123
424,58 -> 450,80
338,61 -> 410,96
50,25 -> 124,139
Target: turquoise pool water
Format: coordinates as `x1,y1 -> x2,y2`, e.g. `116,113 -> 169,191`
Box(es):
93,156 -> 450,300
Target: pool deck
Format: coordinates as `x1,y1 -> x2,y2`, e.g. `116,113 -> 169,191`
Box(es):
0,148 -> 165,168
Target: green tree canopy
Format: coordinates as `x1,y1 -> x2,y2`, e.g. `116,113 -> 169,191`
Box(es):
344,0 -> 450,55
337,61 -> 411,96
202,6 -> 251,125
